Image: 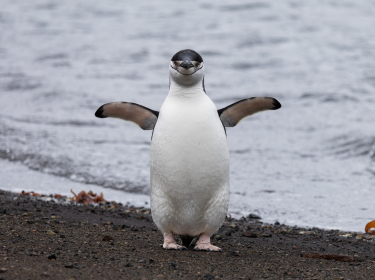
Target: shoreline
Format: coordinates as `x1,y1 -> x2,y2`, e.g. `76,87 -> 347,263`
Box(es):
1,159 -> 370,233
0,189 -> 375,279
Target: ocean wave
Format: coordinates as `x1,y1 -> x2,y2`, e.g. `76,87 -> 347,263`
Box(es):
300,92 -> 359,103
327,134 -> 375,159
0,121 -> 150,195
0,147 -> 148,194
219,3 -> 269,11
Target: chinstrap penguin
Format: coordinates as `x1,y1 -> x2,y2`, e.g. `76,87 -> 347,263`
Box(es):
95,49 -> 281,251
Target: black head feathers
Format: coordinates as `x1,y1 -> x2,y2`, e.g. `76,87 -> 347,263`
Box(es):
171,49 -> 203,63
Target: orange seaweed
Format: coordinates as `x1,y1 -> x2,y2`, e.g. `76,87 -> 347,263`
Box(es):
21,191 -> 39,196
70,189 -> 106,204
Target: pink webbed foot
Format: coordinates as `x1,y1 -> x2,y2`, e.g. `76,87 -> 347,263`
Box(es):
163,233 -> 187,251
194,233 -> 222,252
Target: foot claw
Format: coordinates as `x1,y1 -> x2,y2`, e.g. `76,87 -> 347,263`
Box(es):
163,233 -> 186,251
163,245 -> 186,250
194,234 -> 222,252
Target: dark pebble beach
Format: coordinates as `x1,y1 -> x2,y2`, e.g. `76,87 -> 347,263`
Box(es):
0,190 -> 374,280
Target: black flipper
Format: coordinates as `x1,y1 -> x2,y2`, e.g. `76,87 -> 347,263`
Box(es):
95,102 -> 159,130
218,97 -> 281,127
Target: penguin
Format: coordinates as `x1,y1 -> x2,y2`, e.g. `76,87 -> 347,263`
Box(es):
95,49 -> 281,251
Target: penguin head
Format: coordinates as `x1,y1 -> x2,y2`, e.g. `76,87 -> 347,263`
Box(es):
169,49 -> 204,86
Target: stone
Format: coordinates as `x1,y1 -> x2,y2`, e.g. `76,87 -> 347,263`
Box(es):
48,254 -> 56,260
242,231 -> 257,238
248,214 -> 261,219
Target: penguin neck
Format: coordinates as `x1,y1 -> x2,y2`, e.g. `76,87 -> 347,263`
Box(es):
169,78 -> 205,98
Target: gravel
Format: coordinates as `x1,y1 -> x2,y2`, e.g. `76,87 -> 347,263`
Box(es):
0,189 -> 375,279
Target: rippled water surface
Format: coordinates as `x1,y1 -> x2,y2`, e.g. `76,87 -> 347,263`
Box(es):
1,0 -> 375,231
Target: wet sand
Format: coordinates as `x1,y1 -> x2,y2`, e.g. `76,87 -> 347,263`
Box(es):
0,190 -> 374,279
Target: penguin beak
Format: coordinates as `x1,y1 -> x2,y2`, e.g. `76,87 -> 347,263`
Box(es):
170,60 -> 203,75
179,60 -> 194,69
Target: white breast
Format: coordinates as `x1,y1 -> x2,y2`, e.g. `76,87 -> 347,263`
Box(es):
150,91 -> 230,237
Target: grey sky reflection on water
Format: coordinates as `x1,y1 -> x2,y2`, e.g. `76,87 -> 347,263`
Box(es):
0,0 -> 374,231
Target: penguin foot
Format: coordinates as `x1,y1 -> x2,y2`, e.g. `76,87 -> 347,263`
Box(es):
163,232 -> 187,251
163,244 -> 187,250
194,233 -> 222,252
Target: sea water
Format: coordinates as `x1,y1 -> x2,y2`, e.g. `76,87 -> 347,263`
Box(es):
0,0 -> 374,232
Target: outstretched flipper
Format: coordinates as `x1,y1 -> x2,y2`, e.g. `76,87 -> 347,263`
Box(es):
218,97 -> 281,127
95,102 -> 159,130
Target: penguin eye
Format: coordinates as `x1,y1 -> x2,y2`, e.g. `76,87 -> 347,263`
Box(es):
193,61 -> 201,68
173,61 -> 180,67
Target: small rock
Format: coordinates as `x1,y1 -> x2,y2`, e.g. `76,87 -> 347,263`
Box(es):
46,230 -> 56,235
231,251 -> 240,257
131,225 -> 139,232
41,271 -> 49,277
60,234 -> 65,238
248,213 -> 261,219
171,261 -> 177,268
102,235 -> 113,241
64,263 -> 74,268
242,231 -> 257,238
156,275 -> 164,279
0,268 -> 6,273
48,254 -> 56,260
204,273 -> 215,279
125,263 -> 133,267
149,258 -> 154,263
